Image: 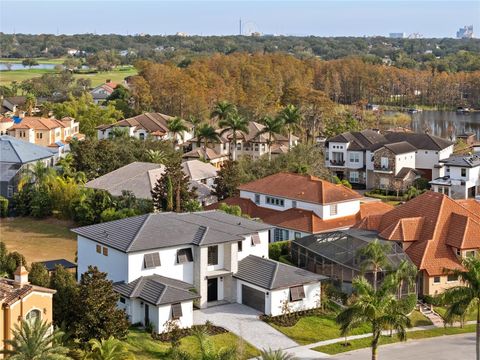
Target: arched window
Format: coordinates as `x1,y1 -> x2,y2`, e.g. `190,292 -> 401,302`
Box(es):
25,309 -> 41,324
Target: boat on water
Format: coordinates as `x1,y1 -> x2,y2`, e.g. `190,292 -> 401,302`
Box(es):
407,108 -> 422,114
456,107 -> 471,114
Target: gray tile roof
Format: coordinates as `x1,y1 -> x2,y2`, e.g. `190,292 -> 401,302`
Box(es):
0,135 -> 55,164
85,162 -> 165,199
182,160 -> 218,181
382,141 -> 417,154
113,275 -> 199,306
440,153 -> 480,168
72,210 -> 272,253
234,255 -> 326,290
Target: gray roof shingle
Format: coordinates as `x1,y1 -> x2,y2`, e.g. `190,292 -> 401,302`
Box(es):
440,153 -> 480,168
72,211 -> 271,253
113,275 -> 199,305
234,255 -> 326,290
0,135 -> 55,164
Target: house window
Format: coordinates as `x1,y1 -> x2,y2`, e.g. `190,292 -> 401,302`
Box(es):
251,233 -> 261,246
349,171 -> 359,183
266,196 -> 284,207
294,232 -> 301,239
119,297 -> 126,304
461,168 -> 467,177
103,247 -> 109,256
7,186 -> 13,198
292,200 -> 297,208
177,248 -> 193,264
36,133 -> 43,139
25,309 -> 41,324
171,303 -> 183,320
289,285 -> 305,302
236,143 -> 241,150
467,250 -> 476,258
433,276 -> 441,284
379,177 -> 389,189
143,252 -> 161,269
273,228 -> 289,242
447,274 -> 458,282
349,152 -> 360,163
208,246 -> 218,266
456,248 -> 461,256
330,204 -> 338,216
380,157 -> 389,169
254,194 -> 260,204
254,143 -> 259,151
446,167 -> 450,173
237,241 -> 243,252
139,133 -> 145,140
96,245 -> 101,254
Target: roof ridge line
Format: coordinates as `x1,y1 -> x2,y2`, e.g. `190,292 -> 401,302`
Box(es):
125,214 -> 152,252
269,259 -> 280,289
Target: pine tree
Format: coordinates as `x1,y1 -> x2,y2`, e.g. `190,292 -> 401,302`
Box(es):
151,159 -> 197,212
72,266 -> 129,344
213,161 -> 242,200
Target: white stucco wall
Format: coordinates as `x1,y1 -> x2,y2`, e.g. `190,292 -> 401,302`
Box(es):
237,232 -> 269,260
394,151 -> 416,175
346,151 -> 364,169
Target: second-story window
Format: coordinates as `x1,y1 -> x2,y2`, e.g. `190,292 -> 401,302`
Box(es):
461,168 -> 467,177
266,196 -> 284,207
208,246 -> 218,266
237,241 -> 243,252
177,248 -> 193,264
330,204 -> 338,216
292,200 -> 297,208
380,157 -> 389,169
143,252 -> 161,269
349,152 -> 360,163
254,194 -> 260,204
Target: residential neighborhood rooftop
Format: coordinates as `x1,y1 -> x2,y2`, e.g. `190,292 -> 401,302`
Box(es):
0,135 -> 55,164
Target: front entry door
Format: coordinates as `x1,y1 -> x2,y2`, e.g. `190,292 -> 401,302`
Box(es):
207,278 -> 218,302
144,303 -> 150,325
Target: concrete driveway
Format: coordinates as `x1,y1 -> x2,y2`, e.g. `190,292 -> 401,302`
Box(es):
193,303 -> 298,351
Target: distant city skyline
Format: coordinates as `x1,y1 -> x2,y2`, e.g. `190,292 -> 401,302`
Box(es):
1,1 -> 479,38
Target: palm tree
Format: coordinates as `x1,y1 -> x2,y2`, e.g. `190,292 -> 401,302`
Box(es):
219,112 -> 249,161
257,116 -> 285,161
259,348 -> 297,360
192,327 -> 237,360
211,101 -> 236,124
394,260 -> 418,299
196,124 -> 220,152
356,239 -> 391,291
3,317 -> 70,360
336,275 -> 412,360
145,149 -> 167,164
18,161 -> 56,191
87,336 -> 135,360
187,115 -> 204,137
277,104 -> 302,150
167,116 -> 189,149
442,257 -> 480,360
110,127 -> 130,139
24,93 -> 36,116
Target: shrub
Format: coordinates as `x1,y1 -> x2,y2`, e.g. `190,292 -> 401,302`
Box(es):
269,241 -> 290,261
30,190 -> 53,218
0,196 -> 8,217
278,254 -> 293,265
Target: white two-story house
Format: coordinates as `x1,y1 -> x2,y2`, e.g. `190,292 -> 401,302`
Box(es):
325,130 -> 454,190
208,172 -> 393,241
73,211 -> 324,333
430,153 -> 480,199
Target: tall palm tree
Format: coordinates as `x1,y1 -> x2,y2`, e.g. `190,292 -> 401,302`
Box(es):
167,116 -> 189,149
18,161 -> 56,191
196,124 -> 220,152
336,275 -> 412,360
259,348 -> 297,360
211,101 -> 236,124
277,104 -> 302,150
394,260 -> 418,298
442,257 -> 480,360
219,112 -> 249,161
87,336 -> 135,360
356,239 -> 391,291
187,115 -> 204,137
3,317 -> 70,360
257,116 -> 285,161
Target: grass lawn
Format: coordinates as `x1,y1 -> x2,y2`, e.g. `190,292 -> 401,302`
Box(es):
0,67 -> 137,87
313,324 -> 476,355
0,217 -> 77,264
409,310 -> 433,327
126,328 -> 260,360
0,57 -> 67,64
435,306 -> 476,322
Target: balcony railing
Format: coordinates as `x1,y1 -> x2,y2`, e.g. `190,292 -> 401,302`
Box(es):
329,160 -> 345,166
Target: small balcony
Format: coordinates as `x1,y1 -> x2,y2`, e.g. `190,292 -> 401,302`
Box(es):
374,164 -> 393,173
329,160 -> 345,167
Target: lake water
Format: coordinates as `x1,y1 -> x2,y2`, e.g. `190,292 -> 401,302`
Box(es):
0,63 -> 58,71
409,111 -> 480,141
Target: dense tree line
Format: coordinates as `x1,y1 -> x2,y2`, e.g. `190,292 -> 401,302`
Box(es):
1,33 -> 479,72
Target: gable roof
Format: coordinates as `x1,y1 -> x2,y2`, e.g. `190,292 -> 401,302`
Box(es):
7,117 -> 66,131
183,147 -> 226,160
238,173 -> 362,205
0,135 -> 55,164
40,259 -> 77,271
356,191 -> 480,276
440,153 -> 480,168
113,275 -> 199,306
97,113 -> 179,135
234,255 -> 326,290
381,141 -> 417,155
72,210 -> 271,253
182,160 -> 218,181
85,162 -> 165,199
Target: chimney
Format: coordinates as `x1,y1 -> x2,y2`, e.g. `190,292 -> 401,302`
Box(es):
14,265 -> 29,287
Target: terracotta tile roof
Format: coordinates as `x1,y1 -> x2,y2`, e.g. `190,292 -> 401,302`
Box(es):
7,117 -> 65,130
206,197 -> 391,234
356,191 -> 480,276
238,173 -> 362,205
0,117 -> 14,123
0,278 -> 55,306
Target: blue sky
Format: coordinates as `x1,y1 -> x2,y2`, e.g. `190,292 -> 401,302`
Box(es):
1,1 -> 479,38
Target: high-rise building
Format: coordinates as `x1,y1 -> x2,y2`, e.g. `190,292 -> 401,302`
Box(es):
457,25 -> 474,39
389,32 -> 406,39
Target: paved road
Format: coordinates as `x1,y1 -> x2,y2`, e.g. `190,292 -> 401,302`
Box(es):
193,303 -> 298,351
329,333 -> 475,360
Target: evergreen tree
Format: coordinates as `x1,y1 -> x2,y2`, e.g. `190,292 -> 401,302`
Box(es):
213,161 -> 242,200
72,266 -> 129,344
28,263 -> 50,287
50,265 -> 79,329
151,159 -> 197,212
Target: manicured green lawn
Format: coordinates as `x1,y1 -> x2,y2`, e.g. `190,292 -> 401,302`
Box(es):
0,67 -> 137,87
0,217 -> 77,264
409,310 -> 433,327
268,314 -> 372,345
435,306 -> 476,322
313,324 -> 476,355
126,328 -> 260,360
0,57 -> 67,64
